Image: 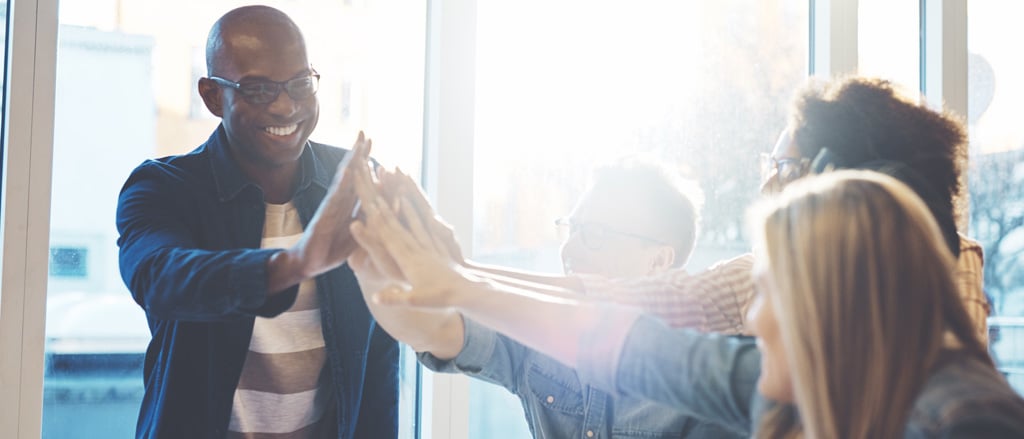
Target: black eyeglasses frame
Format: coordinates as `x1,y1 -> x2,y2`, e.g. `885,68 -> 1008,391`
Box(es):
208,70 -> 321,105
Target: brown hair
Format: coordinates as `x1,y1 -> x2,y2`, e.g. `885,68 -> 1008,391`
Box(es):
788,77 -> 966,254
751,170 -> 989,438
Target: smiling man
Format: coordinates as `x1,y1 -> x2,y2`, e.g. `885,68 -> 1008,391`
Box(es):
116,6 -> 398,438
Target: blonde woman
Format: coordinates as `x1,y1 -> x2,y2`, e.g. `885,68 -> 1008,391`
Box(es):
351,169 -> 1024,438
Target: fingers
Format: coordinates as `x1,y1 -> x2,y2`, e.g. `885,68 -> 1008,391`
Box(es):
347,247 -> 373,275
391,169 -> 463,261
351,152 -> 381,210
350,221 -> 404,280
324,132 -> 372,216
335,131 -> 367,177
352,131 -> 369,159
397,196 -> 439,254
396,169 -> 435,220
362,196 -> 422,263
376,167 -> 404,206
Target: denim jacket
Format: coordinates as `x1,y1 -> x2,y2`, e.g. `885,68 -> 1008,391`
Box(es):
419,318 -> 746,438
116,126 -> 399,439
579,315 -> 1024,438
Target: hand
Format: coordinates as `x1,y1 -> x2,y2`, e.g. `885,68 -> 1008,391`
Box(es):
349,243 -> 467,358
368,166 -> 465,264
349,179 -> 473,310
348,246 -> 402,298
272,132 -> 371,289
390,168 -> 466,264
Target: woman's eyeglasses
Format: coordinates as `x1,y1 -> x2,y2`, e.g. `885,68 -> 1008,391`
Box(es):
760,153 -> 811,188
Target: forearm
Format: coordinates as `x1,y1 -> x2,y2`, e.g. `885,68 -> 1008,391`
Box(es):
591,316 -> 759,429
465,260 -> 584,293
121,245 -> 293,320
453,276 -> 634,369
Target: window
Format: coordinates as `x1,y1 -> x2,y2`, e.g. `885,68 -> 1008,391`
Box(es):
7,1 -> 1023,438
468,0 -> 808,436
968,1 -> 1024,393
41,1 -> 425,437
858,0 -> 919,91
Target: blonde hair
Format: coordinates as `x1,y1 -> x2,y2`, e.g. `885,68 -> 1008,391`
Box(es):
750,170 -> 989,438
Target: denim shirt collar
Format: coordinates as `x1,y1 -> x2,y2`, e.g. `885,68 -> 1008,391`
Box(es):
206,124 -> 333,203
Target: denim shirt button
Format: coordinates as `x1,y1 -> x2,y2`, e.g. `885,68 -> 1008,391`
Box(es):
586,430 -> 594,437
545,395 -> 554,404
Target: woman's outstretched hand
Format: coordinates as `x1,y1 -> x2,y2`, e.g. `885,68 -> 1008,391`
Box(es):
349,159 -> 476,310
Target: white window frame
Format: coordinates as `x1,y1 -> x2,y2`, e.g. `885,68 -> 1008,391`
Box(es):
0,0 -> 59,437
420,0 -> 476,437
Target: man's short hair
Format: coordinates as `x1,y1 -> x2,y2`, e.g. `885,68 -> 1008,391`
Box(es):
588,155 -> 703,267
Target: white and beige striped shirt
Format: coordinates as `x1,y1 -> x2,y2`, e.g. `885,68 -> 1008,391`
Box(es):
228,202 -> 335,438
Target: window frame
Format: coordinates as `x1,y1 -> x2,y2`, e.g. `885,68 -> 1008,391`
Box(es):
0,0 -> 60,437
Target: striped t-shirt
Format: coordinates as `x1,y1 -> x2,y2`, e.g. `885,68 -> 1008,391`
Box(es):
228,202 -> 336,438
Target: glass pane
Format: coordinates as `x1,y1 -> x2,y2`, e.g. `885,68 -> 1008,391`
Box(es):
470,0 -> 808,436
43,1 -> 425,437
859,0 -> 920,91
967,1 -> 1024,394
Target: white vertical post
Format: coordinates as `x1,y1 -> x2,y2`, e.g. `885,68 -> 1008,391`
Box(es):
0,0 -> 59,437
420,0 -> 476,438
810,0 -> 859,78
921,0 -> 967,116
921,0 -> 968,229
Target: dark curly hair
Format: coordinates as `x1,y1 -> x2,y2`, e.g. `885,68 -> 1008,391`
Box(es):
788,77 -> 967,255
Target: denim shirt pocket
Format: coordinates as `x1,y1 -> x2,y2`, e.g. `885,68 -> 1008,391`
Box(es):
526,362 -> 586,416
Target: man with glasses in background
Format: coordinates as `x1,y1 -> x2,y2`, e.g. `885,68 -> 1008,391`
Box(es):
116,6 -> 398,438
350,157 -> 749,438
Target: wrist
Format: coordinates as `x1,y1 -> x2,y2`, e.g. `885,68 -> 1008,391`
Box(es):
267,248 -> 307,296
449,264 -> 491,310
419,312 -> 465,360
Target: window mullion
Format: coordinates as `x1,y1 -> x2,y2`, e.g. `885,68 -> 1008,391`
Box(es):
0,0 -> 60,437
421,0 -> 477,438
810,0 -> 859,77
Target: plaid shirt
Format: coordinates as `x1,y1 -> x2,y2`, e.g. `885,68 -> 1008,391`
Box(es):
579,238 -> 989,343
958,235 -> 990,345
577,254 -> 756,335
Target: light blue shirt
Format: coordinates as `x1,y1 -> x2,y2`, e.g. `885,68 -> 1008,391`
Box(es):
420,318 -> 747,438
578,314 -> 1024,438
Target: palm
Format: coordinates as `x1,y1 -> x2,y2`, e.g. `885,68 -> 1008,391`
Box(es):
296,132 -> 370,276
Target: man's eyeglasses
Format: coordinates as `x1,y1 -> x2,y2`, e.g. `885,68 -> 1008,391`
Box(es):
759,153 -> 811,188
555,217 -> 664,250
208,70 -> 321,105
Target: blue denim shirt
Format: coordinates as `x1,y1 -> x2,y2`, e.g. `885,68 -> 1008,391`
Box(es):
580,315 -> 1024,438
419,318 -> 746,438
116,126 -> 399,439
